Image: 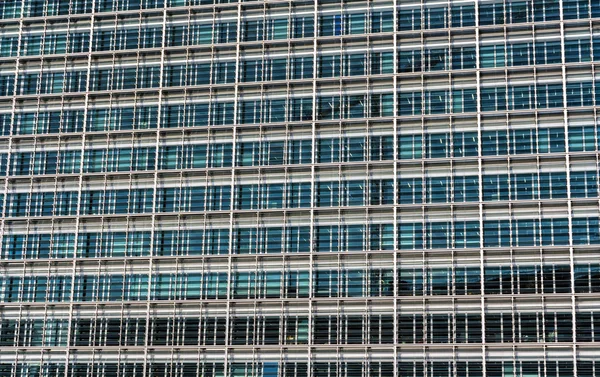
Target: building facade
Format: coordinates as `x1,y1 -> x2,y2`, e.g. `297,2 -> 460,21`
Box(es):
0,0 -> 600,376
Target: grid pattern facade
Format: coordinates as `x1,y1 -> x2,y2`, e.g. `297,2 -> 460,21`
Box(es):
0,0 -> 600,376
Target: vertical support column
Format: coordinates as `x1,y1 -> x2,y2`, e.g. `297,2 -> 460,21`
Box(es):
64,1 -> 97,374
307,2 -> 319,377
558,0 -> 578,372
392,0 -> 399,374
225,1 -> 244,373
142,1 -> 170,375
473,0 -> 487,373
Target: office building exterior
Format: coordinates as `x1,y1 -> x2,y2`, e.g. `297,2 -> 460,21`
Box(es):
0,0 -> 600,376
